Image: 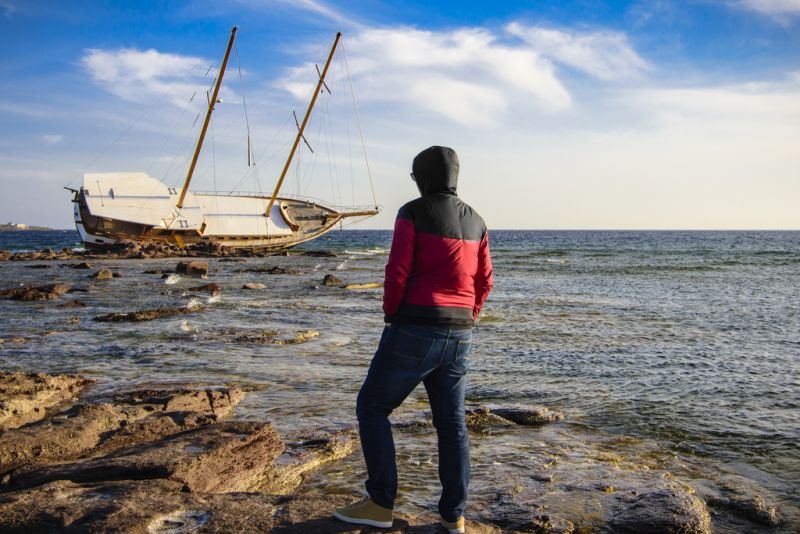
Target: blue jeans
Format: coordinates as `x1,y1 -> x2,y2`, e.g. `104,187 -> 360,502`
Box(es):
356,324 -> 472,522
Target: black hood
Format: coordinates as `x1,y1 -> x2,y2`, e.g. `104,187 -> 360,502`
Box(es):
412,146 -> 459,196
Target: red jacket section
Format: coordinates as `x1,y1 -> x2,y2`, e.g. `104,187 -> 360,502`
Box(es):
383,217 -> 493,325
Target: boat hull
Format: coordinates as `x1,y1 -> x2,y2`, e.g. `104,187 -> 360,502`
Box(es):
72,188 -> 364,252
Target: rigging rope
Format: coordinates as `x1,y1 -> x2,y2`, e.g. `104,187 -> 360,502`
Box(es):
342,39 -> 378,209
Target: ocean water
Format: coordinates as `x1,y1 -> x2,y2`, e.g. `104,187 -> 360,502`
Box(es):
1,229 -> 798,529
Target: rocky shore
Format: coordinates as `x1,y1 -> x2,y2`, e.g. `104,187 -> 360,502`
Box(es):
0,247 -> 795,533
0,240 -> 338,262
0,370 -> 786,533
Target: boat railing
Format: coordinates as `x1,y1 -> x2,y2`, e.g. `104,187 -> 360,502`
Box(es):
191,190 -> 379,213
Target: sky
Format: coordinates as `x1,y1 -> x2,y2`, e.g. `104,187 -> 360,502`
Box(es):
0,0 -> 798,230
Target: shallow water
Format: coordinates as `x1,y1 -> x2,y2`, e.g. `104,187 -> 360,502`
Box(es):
1,229 -> 798,530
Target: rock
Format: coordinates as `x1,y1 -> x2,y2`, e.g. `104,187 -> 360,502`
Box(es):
321,274 -> 343,286
67,287 -> 89,293
0,371 -> 93,432
242,282 -> 266,290
61,262 -> 92,269
464,408 -> 516,434
176,261 -> 208,278
7,421 -> 284,493
57,300 -> 86,309
302,250 -> 337,257
344,282 -> 383,289
0,480 -> 501,533
219,258 -> 246,263
0,283 -> 70,301
489,405 -> 564,426
235,266 -> 302,274
259,429 -> 360,493
0,387 -> 244,476
93,305 -> 204,322
25,264 -> 53,269
216,329 -> 319,345
707,494 -> 782,527
90,268 -> 114,280
188,283 -> 221,296
608,484 -> 712,534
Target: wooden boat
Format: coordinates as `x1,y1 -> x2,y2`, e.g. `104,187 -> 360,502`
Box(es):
69,28 -> 379,251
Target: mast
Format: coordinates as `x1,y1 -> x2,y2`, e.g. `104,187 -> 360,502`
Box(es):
265,31 -> 342,218
177,26 -> 238,209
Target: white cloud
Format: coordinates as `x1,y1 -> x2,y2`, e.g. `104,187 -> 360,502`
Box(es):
82,48 -> 211,107
277,27 -> 572,127
506,22 -> 649,80
42,134 -> 63,145
235,0 -> 359,28
731,0 -> 800,21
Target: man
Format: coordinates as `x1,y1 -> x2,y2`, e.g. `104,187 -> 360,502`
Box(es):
333,146 -> 493,533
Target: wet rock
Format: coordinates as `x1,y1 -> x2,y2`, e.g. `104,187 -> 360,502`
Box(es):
489,405 -> 564,426
90,268 -> 114,280
0,283 -> 70,301
236,266 -> 302,274
707,493 -> 782,527
57,300 -> 86,309
0,250 -> 10,261
61,262 -> 93,269
219,257 -> 246,263
188,282 -> 221,296
465,408 -> 516,434
176,261 -> 208,278
243,282 -> 266,290
608,484 -> 711,534
0,371 -> 93,432
0,480 -> 500,533
302,250 -> 337,257
259,429 -> 360,494
93,305 -> 204,322
321,274 -> 344,286
344,282 -> 383,289
8,421 -> 284,493
67,286 -> 89,293
25,264 -> 53,269
0,387 -> 244,475
217,329 -> 319,345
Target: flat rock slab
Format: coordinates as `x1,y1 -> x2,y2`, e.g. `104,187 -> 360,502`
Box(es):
0,283 -> 70,301
0,371 -> 93,431
609,483 -> 712,534
259,429 -> 360,494
8,421 -> 284,493
0,387 -> 244,475
93,306 -> 204,322
0,480 -> 499,533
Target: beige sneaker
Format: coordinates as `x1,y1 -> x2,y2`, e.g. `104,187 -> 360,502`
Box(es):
333,495 -> 393,528
440,515 -> 465,533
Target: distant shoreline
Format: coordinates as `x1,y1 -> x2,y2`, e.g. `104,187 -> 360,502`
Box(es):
0,224 -> 55,232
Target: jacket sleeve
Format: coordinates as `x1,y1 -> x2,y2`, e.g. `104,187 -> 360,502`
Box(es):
383,212 -> 416,319
473,231 -> 493,320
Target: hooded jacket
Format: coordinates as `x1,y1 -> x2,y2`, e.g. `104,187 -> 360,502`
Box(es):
383,146 -> 493,327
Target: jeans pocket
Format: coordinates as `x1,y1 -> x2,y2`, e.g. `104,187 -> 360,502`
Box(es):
392,328 -> 435,370
453,338 -> 472,374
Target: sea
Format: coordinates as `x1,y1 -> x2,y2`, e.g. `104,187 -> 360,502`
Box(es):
1,229 -> 798,531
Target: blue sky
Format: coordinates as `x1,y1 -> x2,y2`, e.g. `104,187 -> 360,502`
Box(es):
1,0 -> 798,229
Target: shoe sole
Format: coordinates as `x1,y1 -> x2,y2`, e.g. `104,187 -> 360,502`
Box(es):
440,520 -> 465,533
333,510 -> 393,528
